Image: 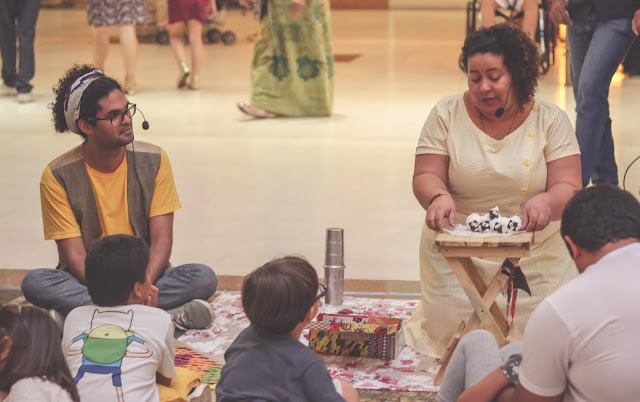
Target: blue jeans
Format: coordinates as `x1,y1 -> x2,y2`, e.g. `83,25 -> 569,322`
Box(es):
21,264 -> 218,316
0,0 -> 41,93
567,12 -> 637,186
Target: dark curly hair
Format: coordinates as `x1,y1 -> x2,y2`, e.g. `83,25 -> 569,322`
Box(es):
561,185 -> 640,253
461,23 -> 539,107
51,64 -> 122,139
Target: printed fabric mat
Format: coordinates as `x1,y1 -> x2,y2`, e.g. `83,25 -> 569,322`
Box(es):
177,292 -> 439,392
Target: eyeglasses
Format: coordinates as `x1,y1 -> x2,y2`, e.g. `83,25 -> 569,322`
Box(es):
89,103 -> 137,126
314,283 -> 327,306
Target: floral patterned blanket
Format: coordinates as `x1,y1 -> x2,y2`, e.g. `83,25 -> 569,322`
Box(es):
178,292 -> 439,392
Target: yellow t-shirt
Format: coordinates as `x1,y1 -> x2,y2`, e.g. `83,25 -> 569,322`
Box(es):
40,149 -> 181,240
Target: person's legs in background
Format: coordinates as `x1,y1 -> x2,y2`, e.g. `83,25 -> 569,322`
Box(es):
168,21 -> 190,88
0,0 -> 18,95
14,0 -> 41,103
119,24 -> 139,94
186,19 -> 204,89
568,14 -> 636,186
93,25 -> 110,71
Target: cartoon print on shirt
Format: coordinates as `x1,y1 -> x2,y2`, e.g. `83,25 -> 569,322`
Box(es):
67,309 -> 152,402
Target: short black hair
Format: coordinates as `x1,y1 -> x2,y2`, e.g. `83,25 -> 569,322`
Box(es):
85,235 -> 150,306
461,23 -> 539,107
561,185 -> 640,252
242,256 -> 319,335
51,64 -> 122,139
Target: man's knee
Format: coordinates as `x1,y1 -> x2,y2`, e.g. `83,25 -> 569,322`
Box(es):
459,329 -> 495,349
20,269 -> 52,302
179,264 -> 218,300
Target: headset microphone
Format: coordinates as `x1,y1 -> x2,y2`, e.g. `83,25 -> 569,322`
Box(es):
138,107 -> 150,130
494,85 -> 511,118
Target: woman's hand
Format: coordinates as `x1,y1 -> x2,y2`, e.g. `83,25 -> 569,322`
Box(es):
426,194 -> 456,232
522,194 -> 552,232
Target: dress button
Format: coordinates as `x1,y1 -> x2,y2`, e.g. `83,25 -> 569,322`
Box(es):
521,188 -> 528,195
528,130 -> 535,137
523,159 -> 531,166
532,105 -> 539,111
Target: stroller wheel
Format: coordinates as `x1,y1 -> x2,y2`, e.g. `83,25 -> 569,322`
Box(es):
156,30 -> 170,45
206,28 -> 222,44
221,31 -> 236,45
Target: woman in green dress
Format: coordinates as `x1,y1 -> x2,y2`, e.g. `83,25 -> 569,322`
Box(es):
237,0 -> 334,117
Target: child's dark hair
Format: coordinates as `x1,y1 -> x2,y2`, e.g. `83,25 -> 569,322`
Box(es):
0,305 -> 80,401
561,185 -> 640,252
85,235 -> 150,306
242,256 -> 319,335
462,23 -> 539,107
51,64 -> 122,139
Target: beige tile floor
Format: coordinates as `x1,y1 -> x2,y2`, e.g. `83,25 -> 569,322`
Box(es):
1,8 -> 639,282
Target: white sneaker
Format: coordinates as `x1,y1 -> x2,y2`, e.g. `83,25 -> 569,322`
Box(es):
1,83 -> 17,96
168,300 -> 215,331
187,384 -> 212,402
49,309 -> 65,337
17,92 -> 34,103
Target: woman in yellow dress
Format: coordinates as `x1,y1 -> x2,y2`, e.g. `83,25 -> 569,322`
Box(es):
405,24 -> 582,358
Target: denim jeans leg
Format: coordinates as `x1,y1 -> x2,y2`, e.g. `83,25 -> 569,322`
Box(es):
21,269 -> 93,316
15,0 -> 41,93
155,264 -> 218,310
0,0 -> 17,86
571,18 -> 636,186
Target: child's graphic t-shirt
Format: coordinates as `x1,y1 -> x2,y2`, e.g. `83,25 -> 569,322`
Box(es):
62,304 -> 177,402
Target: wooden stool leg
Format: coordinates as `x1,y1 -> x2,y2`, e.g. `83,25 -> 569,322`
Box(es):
434,321 -> 466,386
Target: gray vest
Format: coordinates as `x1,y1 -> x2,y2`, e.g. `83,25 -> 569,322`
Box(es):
48,141 -> 162,271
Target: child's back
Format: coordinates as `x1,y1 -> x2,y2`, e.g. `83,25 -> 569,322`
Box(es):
217,324 -> 343,402
215,256 -> 358,402
63,304 -> 176,402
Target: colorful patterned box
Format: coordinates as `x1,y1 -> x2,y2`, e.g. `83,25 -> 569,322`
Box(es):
307,314 -> 404,361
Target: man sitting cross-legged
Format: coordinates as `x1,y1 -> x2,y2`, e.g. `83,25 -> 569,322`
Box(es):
438,184 -> 640,402
21,65 -> 217,331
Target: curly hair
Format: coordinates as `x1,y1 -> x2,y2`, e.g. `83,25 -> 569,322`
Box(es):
50,64 -> 122,139
461,23 -> 539,107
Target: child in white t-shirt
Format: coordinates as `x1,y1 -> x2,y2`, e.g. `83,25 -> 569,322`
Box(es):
62,235 -> 177,402
0,305 -> 80,402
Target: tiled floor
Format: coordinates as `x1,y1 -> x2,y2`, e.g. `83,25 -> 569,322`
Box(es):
1,7 -> 639,285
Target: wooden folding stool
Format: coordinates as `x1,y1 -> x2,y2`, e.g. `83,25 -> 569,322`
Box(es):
432,231 -> 533,386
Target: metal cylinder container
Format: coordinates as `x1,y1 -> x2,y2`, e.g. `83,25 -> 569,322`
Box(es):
324,228 -> 345,305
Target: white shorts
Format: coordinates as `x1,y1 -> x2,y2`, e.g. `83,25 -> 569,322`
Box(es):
495,0 -> 524,10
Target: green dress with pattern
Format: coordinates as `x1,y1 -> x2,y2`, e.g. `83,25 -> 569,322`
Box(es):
251,0 -> 334,116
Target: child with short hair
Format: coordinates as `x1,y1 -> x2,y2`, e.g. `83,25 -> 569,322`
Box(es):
216,256 -> 360,402
0,305 -> 80,402
62,234 -> 177,402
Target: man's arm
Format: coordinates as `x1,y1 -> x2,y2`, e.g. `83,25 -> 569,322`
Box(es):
56,237 -> 87,283
148,212 -> 174,283
458,368 -> 513,402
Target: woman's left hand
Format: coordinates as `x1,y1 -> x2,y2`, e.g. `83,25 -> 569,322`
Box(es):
522,195 -> 552,232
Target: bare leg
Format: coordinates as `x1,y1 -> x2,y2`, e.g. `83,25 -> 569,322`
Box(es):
168,21 -> 190,88
520,0 -> 539,40
93,26 -> 110,70
480,0 -> 497,28
186,19 -> 203,89
119,24 -> 138,92
116,386 -> 124,402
